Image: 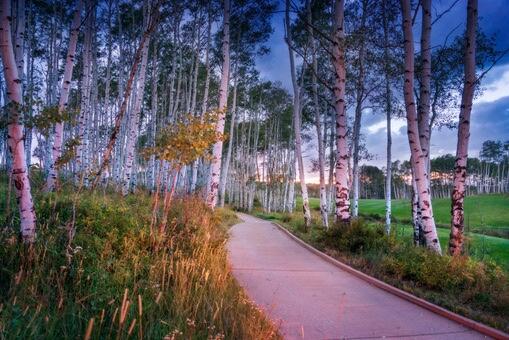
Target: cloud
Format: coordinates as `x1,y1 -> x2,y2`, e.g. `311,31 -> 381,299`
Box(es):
475,64 -> 509,104
367,119 -> 406,135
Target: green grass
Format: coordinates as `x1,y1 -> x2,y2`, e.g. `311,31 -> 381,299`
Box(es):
0,174 -> 279,339
393,224 -> 509,271
273,196 -> 509,270
301,194 -> 509,231
254,209 -> 509,332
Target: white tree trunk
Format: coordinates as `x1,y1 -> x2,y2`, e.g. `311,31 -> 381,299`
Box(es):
288,151 -> 296,213
351,0 -> 368,219
0,0 -> 36,242
207,0 -> 230,209
385,111 -> 392,234
382,0 -> 392,234
76,0 -> 93,184
418,0 -> 432,173
14,0 -> 25,92
411,163 -> 424,245
351,103 -> 362,219
449,0 -> 477,256
308,1 -> 328,228
93,5 -> 159,187
333,0 -> 351,223
46,0 -> 82,191
401,0 -> 441,253
219,66 -> 238,207
416,0 -> 435,227
147,41 -> 158,191
122,25 -> 151,196
191,12 -> 212,193
285,0 -> 311,227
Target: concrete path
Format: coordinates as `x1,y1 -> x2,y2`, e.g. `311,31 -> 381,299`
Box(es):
227,213 -> 488,339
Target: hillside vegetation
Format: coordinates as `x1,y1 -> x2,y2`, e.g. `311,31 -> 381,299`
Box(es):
300,195 -> 509,232
0,176 -> 279,339
295,195 -> 509,269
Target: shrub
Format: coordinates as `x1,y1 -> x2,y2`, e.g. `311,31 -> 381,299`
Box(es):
320,219 -> 388,253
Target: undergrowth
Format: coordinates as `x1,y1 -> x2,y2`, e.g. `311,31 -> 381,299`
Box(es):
0,180 -> 278,339
258,210 -> 509,333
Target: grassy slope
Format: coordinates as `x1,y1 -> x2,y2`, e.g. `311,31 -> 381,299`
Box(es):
359,194 -> 509,231
301,194 -> 509,230
271,195 -> 509,271
296,195 -> 509,269
393,224 -> 509,271
0,178 -> 279,339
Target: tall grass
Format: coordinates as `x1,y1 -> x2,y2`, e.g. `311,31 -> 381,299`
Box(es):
0,184 -> 279,339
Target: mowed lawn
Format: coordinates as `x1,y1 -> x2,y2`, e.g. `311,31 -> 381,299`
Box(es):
393,223 -> 509,271
301,194 -> 509,230
293,194 -> 509,269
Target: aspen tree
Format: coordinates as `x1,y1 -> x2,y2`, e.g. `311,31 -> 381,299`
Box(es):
308,0 -> 328,228
401,0 -> 441,253
46,0 -> 82,191
449,0 -> 478,255
285,0 -> 311,228
382,0 -> 393,234
190,8 -> 212,193
332,0 -> 351,222
93,1 -> 160,187
0,0 -> 36,242
207,0 -> 230,208
122,2 -> 152,196
351,0 -> 369,218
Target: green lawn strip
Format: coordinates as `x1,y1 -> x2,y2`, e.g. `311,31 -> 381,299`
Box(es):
391,224 -> 509,271
298,195 -> 509,238
256,209 -> 509,270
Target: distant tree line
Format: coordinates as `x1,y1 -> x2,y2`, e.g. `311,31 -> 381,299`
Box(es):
301,139 -> 509,200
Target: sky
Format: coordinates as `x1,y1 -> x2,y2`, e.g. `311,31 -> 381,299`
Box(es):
255,0 -> 509,183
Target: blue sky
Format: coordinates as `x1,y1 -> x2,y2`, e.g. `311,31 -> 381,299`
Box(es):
255,0 -> 509,182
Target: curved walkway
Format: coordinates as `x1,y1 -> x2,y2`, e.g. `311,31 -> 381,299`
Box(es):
227,213 -> 488,339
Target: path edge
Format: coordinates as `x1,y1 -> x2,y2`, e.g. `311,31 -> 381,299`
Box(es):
270,221 -> 509,340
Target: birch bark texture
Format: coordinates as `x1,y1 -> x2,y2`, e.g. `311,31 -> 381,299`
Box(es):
76,0 -> 93,183
207,0 -> 230,209
401,0 -> 441,253
190,10 -> 212,193
418,0 -> 432,169
14,0 -> 25,89
449,0 -> 478,256
333,0 -> 351,223
0,0 -> 36,242
413,0 -> 434,242
46,0 -> 82,191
